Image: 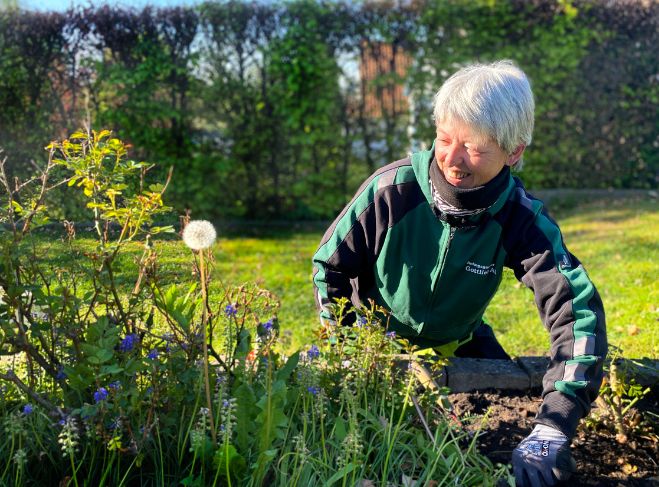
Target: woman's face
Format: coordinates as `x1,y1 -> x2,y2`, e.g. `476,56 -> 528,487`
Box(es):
434,120 -> 523,188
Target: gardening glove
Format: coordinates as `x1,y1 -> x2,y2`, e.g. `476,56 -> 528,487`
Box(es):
512,424 -> 577,487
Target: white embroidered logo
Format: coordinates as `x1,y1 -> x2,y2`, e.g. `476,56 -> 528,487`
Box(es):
465,261 -> 496,276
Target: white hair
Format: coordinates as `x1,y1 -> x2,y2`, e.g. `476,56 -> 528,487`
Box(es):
432,60 -> 535,169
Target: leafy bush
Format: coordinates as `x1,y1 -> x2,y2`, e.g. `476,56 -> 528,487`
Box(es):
1,1 -> 657,221
0,132 -> 510,485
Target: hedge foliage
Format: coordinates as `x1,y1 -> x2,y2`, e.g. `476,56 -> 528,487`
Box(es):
0,0 -> 657,219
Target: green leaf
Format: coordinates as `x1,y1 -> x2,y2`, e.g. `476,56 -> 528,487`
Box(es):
334,417 -> 347,442
10,200 -> 23,213
88,349 -> 113,364
99,364 -> 124,376
213,444 -> 247,479
124,358 -> 146,375
323,463 -> 357,487
234,381 -> 257,452
275,351 -> 299,382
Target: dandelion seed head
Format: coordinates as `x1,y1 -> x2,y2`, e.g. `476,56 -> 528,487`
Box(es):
182,220 -> 217,250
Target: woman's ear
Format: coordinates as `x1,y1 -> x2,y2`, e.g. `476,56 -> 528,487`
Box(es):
506,144 -> 526,166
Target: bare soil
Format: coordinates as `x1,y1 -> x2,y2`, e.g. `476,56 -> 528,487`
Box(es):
450,389 -> 659,486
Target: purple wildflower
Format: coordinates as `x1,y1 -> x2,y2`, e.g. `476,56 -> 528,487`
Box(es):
147,349 -> 158,360
307,386 -> 321,395
22,404 -> 34,415
224,304 -> 237,318
385,331 -> 396,339
108,381 -> 121,391
357,316 -> 367,327
307,344 -> 320,361
119,334 -> 139,352
262,320 -> 274,332
94,387 -> 109,403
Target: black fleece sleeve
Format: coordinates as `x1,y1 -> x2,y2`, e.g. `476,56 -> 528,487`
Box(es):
503,189 -> 607,438
312,164 -> 398,326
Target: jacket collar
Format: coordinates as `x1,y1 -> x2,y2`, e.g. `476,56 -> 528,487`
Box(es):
411,142 -> 514,223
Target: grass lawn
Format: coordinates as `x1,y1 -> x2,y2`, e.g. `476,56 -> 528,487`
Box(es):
33,195 -> 657,359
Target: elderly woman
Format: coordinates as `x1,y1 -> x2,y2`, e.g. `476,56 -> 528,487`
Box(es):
312,60 -> 607,486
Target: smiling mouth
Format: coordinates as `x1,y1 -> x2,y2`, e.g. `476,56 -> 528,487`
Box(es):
446,171 -> 470,180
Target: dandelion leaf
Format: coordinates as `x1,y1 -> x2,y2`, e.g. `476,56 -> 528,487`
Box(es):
275,351 -> 299,382
234,380 -> 257,451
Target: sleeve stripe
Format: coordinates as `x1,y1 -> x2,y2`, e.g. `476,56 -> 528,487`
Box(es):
573,335 -> 596,356
377,166 -> 398,191
562,361 -> 589,382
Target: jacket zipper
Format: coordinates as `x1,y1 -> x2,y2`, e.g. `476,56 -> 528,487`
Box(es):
436,226 -> 456,289
422,225 -> 456,330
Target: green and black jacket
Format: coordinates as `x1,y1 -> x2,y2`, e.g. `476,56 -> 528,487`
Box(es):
312,146 -> 607,438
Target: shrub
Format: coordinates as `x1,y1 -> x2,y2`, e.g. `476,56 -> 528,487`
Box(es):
0,131 -> 510,485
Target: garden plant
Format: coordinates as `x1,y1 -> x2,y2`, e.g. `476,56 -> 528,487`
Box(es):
0,131 -> 513,486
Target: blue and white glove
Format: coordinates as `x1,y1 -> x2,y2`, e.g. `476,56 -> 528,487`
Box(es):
512,424 -> 577,487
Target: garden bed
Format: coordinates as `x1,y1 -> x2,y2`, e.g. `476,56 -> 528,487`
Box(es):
450,389 -> 659,486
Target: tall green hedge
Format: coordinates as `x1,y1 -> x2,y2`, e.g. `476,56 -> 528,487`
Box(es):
0,0 -> 656,220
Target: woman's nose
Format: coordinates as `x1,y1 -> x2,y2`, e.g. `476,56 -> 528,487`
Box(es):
443,143 -> 464,167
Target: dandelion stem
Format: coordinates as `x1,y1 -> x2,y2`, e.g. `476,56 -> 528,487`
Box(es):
199,249 -> 216,444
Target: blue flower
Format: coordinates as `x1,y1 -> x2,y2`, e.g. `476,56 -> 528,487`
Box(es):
147,349 -> 158,360
119,334 -> 139,352
307,386 -> 321,395
385,331 -> 396,339
262,320 -> 274,332
307,344 -> 320,360
224,304 -> 237,318
108,381 -> 121,391
22,404 -> 34,415
357,316 -> 367,327
55,367 -> 67,380
94,387 -> 109,403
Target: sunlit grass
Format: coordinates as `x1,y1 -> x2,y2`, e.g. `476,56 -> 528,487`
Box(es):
34,196 -> 657,358
490,197 -> 657,359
